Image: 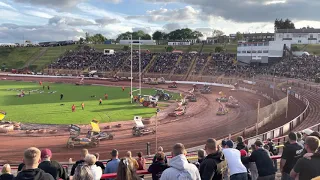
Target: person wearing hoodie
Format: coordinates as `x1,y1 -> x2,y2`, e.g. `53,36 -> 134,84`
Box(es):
200,138 -> 225,180
160,143 -> 200,180
14,147 -> 54,180
148,152 -> 169,180
85,154 -> 102,180
38,148 -> 68,180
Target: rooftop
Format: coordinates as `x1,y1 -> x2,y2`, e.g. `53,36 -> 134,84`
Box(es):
276,29 -> 320,33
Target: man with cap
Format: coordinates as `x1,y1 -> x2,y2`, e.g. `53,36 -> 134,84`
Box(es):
242,140 -> 276,180
222,140 -> 248,180
38,148 -> 68,180
104,149 -> 120,180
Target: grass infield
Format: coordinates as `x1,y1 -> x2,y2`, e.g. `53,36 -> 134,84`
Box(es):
0,81 -> 179,124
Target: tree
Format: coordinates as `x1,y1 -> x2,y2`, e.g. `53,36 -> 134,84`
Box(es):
215,46 -> 223,52
79,37 -> 84,44
85,32 -> 90,42
152,31 -> 166,40
165,46 -> 174,52
235,32 -> 243,41
166,28 -> 200,40
116,31 -> 151,41
274,18 -> 295,30
213,29 -> 224,37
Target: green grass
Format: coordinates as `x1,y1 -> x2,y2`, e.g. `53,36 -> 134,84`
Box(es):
31,45 -> 78,70
294,44 -> 320,55
0,81 -> 179,124
0,47 -> 41,69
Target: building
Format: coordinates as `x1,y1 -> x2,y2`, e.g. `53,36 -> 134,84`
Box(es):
236,41 -> 291,65
168,41 -> 191,46
242,33 -> 274,42
275,28 -> 320,44
119,40 -> 156,45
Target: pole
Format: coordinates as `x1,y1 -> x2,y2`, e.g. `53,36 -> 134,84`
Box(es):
139,37 -> 141,95
273,68 -> 276,96
256,99 -> 260,135
130,35 -> 133,103
155,111 -> 158,151
286,88 -> 290,118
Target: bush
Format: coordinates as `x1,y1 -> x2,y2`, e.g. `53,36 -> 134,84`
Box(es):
215,46 -> 223,53
291,45 -> 300,52
123,46 -> 129,51
165,46 -> 174,52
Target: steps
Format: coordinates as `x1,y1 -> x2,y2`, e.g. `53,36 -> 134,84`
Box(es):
168,55 -> 183,79
185,56 -> 197,80
142,54 -> 157,75
198,55 -> 212,76
24,47 -> 48,68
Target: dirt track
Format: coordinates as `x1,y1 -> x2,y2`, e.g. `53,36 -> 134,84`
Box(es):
0,75 -> 303,163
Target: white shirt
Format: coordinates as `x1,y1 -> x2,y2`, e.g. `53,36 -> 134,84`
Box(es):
222,148 -> 247,176
89,165 -> 102,180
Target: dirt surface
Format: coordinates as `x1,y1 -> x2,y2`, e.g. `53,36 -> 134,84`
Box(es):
0,75 -> 302,163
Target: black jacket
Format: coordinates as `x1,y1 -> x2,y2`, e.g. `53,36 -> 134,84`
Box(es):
152,155 -> 168,164
242,148 -> 276,177
236,142 -> 249,152
70,160 -> 84,176
38,160 -> 68,180
0,174 -> 14,180
148,161 -> 169,180
14,168 -> 54,180
267,142 -> 278,155
200,152 -> 223,180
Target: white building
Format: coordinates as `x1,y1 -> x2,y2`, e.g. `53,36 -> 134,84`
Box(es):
119,40 -> 156,45
275,29 -> 320,44
168,41 -> 191,46
237,41 -> 291,64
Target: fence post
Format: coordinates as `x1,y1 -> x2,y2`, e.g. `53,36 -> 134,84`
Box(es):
146,142 -> 150,156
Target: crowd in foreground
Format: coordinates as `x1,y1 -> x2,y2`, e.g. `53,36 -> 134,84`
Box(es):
0,129 -> 320,180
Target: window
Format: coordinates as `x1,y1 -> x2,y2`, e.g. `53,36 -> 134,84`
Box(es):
310,34 -> 314,38
258,43 -> 263,46
258,50 -> 262,53
263,50 -> 268,53
242,51 -> 246,53
252,50 -> 257,53
237,51 -> 241,53
247,51 -> 251,53
298,40 -> 302,43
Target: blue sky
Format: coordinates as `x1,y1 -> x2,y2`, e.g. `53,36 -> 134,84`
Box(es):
0,0 -> 319,43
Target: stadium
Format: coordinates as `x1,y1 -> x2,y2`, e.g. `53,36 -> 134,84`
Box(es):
1,5 -> 320,180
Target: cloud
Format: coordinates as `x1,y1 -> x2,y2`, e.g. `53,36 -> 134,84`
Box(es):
163,23 -> 181,32
127,6 -> 199,23
48,16 -> 95,26
0,23 -> 85,43
24,10 -> 54,19
95,17 -> 121,26
0,2 -> 16,10
102,0 -> 123,3
13,0 -> 85,8
144,0 -> 320,23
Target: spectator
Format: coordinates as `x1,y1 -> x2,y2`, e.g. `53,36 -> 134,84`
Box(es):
221,140 -> 248,180
200,138 -> 225,180
290,136 -> 320,180
116,158 -> 141,180
266,138 -> 278,156
249,144 -> 259,180
302,129 -> 314,140
0,164 -> 14,180
85,154 -> 102,180
153,146 -> 168,164
280,132 -> 304,180
160,143 -> 201,180
126,151 -> 139,170
136,152 -> 146,170
242,140 -> 276,180
17,162 -> 25,172
310,131 -> 320,139
94,153 -> 105,172
236,136 -> 249,152
71,149 -> 89,176
198,149 -> 206,164
15,147 -> 54,180
239,150 -> 251,180
73,165 -> 94,180
297,132 -> 304,146
38,148 -> 68,180
148,152 -> 169,180
104,149 -> 120,180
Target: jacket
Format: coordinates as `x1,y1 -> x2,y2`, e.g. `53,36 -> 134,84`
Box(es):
70,160 -> 84,176
236,142 -> 249,152
148,161 -> 169,180
0,174 -> 14,180
14,168 -> 54,180
160,154 -> 201,180
200,152 -> 224,180
89,165 -> 102,180
38,160 -> 68,180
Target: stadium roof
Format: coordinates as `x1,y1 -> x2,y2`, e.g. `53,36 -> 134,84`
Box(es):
276,29 -> 320,33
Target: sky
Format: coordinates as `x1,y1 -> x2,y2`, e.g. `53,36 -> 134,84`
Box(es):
0,0 -> 320,43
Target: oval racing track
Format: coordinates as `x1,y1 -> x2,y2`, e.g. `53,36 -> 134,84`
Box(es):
0,76 -> 304,162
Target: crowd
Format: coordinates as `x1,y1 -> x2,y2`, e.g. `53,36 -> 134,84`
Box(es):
148,53 -> 180,74
89,52 -> 129,72
121,52 -> 155,72
193,54 -> 209,75
173,53 -> 196,74
0,129 -> 319,180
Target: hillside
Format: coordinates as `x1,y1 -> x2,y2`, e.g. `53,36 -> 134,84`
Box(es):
0,47 -> 41,69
